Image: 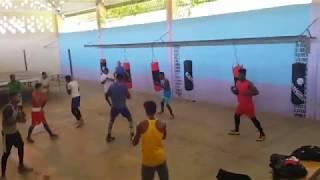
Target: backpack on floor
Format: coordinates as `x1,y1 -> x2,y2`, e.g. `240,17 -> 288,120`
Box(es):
291,145 -> 320,161
270,154 -> 308,179
216,169 -> 252,180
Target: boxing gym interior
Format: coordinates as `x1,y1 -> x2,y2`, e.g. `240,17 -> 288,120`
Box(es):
1,0 -> 320,180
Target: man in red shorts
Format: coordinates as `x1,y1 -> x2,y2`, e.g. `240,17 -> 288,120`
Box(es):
26,83 -> 58,143
229,68 -> 266,142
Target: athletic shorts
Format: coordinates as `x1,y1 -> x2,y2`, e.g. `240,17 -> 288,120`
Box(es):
111,107 -> 132,120
161,91 -> 172,105
31,111 -> 46,126
2,131 -> 23,154
71,96 -> 80,109
235,103 -> 256,118
142,161 -> 169,180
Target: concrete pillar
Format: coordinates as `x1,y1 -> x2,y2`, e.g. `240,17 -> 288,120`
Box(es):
96,2 -> 106,58
306,2 -> 320,120
167,0 -> 174,93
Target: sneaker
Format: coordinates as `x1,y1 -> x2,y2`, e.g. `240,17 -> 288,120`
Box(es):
106,136 -> 115,143
26,137 -> 34,144
256,135 -> 266,142
18,165 -> 33,174
228,130 -> 240,135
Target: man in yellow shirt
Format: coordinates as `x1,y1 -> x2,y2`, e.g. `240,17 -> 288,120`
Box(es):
132,101 -> 169,180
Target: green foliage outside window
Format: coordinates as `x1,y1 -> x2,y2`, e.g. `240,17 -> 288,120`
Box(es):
106,0 -> 166,19
106,0 -> 217,19
177,0 -> 216,7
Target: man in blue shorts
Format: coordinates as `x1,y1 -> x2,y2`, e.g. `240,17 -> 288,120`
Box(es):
159,72 -> 175,119
105,74 -> 134,142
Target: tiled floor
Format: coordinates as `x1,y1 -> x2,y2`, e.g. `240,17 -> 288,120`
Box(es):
1,81 -> 319,180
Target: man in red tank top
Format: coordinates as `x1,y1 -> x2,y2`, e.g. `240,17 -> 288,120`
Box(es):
27,83 -> 58,143
229,68 -> 266,141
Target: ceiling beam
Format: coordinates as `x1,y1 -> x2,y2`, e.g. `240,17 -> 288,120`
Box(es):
63,7 -> 96,17
84,35 -> 315,49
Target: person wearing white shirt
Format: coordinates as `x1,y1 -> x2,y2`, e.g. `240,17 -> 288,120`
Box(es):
40,72 -> 50,94
65,75 -> 84,128
100,68 -> 114,106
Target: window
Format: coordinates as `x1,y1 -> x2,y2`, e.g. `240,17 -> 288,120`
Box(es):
174,0 -> 312,20
59,12 -> 97,33
102,0 -> 166,28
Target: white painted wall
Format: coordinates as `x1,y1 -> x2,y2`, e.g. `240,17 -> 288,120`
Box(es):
0,33 -> 60,74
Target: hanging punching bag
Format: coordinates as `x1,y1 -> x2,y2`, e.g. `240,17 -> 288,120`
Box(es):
184,60 -> 194,91
151,61 -> 161,92
100,58 -> 107,72
123,62 -> 132,89
291,62 -> 306,105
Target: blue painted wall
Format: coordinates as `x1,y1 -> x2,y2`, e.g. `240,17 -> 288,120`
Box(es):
59,22 -> 169,86
59,4 -> 311,115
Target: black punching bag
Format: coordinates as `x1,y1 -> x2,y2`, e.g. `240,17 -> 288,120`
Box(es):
100,58 -> 107,72
184,60 -> 194,91
291,62 -> 306,105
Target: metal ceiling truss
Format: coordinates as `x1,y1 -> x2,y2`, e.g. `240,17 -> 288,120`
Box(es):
84,35 -> 315,49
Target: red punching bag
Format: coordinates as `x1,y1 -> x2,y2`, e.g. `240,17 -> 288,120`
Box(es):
151,61 -> 161,92
123,62 -> 132,89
